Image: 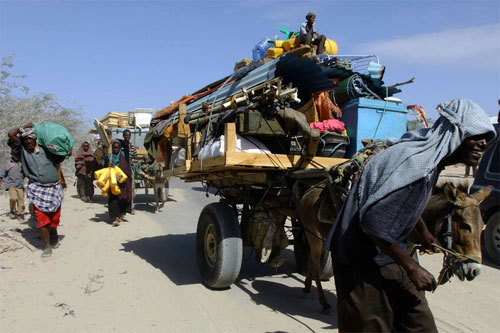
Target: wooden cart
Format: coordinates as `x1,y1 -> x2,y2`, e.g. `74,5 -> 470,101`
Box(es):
164,105 -> 347,288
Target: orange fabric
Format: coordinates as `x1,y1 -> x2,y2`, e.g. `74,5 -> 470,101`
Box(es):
163,122 -> 176,138
153,95 -> 195,119
314,91 -> 335,121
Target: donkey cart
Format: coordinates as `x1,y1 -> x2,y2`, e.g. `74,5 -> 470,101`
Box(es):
165,117 -> 347,289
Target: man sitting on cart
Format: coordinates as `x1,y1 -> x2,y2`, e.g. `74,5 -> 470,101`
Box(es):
326,98 -> 496,332
298,12 -> 326,55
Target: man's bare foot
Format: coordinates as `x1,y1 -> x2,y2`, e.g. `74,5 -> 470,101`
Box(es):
112,218 -> 121,227
41,247 -> 52,258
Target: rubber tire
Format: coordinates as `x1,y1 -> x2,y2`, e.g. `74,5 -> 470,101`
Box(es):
484,211 -> 500,265
319,250 -> 334,281
196,203 -> 243,289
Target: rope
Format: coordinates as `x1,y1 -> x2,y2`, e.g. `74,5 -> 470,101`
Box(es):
372,86 -> 389,139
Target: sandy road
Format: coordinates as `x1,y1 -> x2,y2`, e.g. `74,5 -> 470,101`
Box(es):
0,168 -> 499,332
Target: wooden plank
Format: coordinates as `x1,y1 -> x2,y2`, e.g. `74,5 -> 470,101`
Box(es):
186,136 -> 192,161
178,153 -> 346,175
190,155 -> 227,170
224,123 -> 236,152
194,131 -> 201,153
225,152 -> 346,169
177,103 -> 191,138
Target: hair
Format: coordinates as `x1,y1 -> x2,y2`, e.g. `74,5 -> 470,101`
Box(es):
306,12 -> 316,19
123,129 -> 131,135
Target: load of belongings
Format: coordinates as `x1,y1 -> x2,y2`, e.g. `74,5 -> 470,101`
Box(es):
34,122 -> 74,157
145,25 -> 419,168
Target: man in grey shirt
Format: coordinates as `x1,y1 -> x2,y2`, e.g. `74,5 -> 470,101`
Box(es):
8,123 -> 67,258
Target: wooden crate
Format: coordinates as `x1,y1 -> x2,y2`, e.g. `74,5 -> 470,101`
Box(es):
164,120 -> 347,181
100,112 -> 135,128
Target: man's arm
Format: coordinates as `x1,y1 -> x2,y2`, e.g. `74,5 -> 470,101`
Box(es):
368,234 -> 437,291
8,122 -> 34,143
413,218 -> 436,252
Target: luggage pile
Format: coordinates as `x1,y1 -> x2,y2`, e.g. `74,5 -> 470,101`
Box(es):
145,26 -> 423,171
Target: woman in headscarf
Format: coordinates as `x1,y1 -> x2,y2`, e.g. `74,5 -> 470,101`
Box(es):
105,140 -> 132,226
74,141 -> 97,202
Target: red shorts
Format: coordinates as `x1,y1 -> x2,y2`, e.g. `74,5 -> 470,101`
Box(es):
34,206 -> 61,228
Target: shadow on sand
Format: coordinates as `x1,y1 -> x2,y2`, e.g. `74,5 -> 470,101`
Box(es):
121,234 -> 337,328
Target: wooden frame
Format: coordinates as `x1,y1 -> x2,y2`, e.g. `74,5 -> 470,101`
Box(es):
164,120 -> 347,180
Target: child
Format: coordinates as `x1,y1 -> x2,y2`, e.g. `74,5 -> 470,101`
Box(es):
0,152 -> 25,220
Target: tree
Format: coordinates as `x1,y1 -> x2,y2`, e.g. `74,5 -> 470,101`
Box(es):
0,56 -> 91,175
406,117 -> 433,131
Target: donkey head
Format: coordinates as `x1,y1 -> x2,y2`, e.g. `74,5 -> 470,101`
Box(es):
440,182 -> 493,280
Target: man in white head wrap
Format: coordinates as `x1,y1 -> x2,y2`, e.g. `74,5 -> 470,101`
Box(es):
8,123 -> 66,258
326,98 -> 496,332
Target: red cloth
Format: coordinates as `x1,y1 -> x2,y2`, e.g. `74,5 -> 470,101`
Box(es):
310,119 -> 346,133
34,206 -> 61,228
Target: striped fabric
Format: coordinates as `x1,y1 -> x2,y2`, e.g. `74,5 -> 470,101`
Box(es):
27,182 -> 64,213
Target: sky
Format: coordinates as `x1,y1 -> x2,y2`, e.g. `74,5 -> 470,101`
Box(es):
1,0 -> 499,123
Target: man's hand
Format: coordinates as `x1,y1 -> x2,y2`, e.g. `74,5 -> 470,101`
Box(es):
415,218 -> 436,253
22,122 -> 34,128
369,233 -> 437,291
407,265 -> 437,292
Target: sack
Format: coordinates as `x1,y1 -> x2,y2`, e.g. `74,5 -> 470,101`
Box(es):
34,122 -> 75,157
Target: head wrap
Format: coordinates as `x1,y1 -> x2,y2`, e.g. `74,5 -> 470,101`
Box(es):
357,98 -> 496,219
19,127 -> 37,140
306,12 -> 316,19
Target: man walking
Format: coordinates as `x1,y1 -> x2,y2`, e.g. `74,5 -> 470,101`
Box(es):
8,123 -> 68,257
326,98 -> 496,332
119,129 -> 137,214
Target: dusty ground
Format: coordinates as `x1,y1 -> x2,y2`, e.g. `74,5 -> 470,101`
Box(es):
0,165 -> 499,332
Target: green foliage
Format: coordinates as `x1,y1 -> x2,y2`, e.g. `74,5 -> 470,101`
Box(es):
0,56 -> 91,175
406,117 -> 433,131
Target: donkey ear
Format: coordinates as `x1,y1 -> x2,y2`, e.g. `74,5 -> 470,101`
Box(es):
443,182 -> 467,206
471,185 -> 493,203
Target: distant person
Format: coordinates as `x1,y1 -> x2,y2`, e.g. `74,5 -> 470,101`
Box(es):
8,123 -> 68,257
298,12 -> 326,55
0,152 -> 25,220
74,141 -> 97,202
104,140 -> 132,227
119,129 -> 137,214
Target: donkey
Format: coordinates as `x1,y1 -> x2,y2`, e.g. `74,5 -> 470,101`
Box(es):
296,181 -> 492,314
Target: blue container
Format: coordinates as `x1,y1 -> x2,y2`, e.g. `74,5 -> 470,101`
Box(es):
340,98 -> 408,157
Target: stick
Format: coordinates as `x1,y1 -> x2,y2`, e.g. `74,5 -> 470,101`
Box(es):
0,231 -> 35,252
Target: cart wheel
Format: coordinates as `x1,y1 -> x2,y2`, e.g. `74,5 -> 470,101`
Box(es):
196,203 -> 243,289
319,250 -> 333,281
